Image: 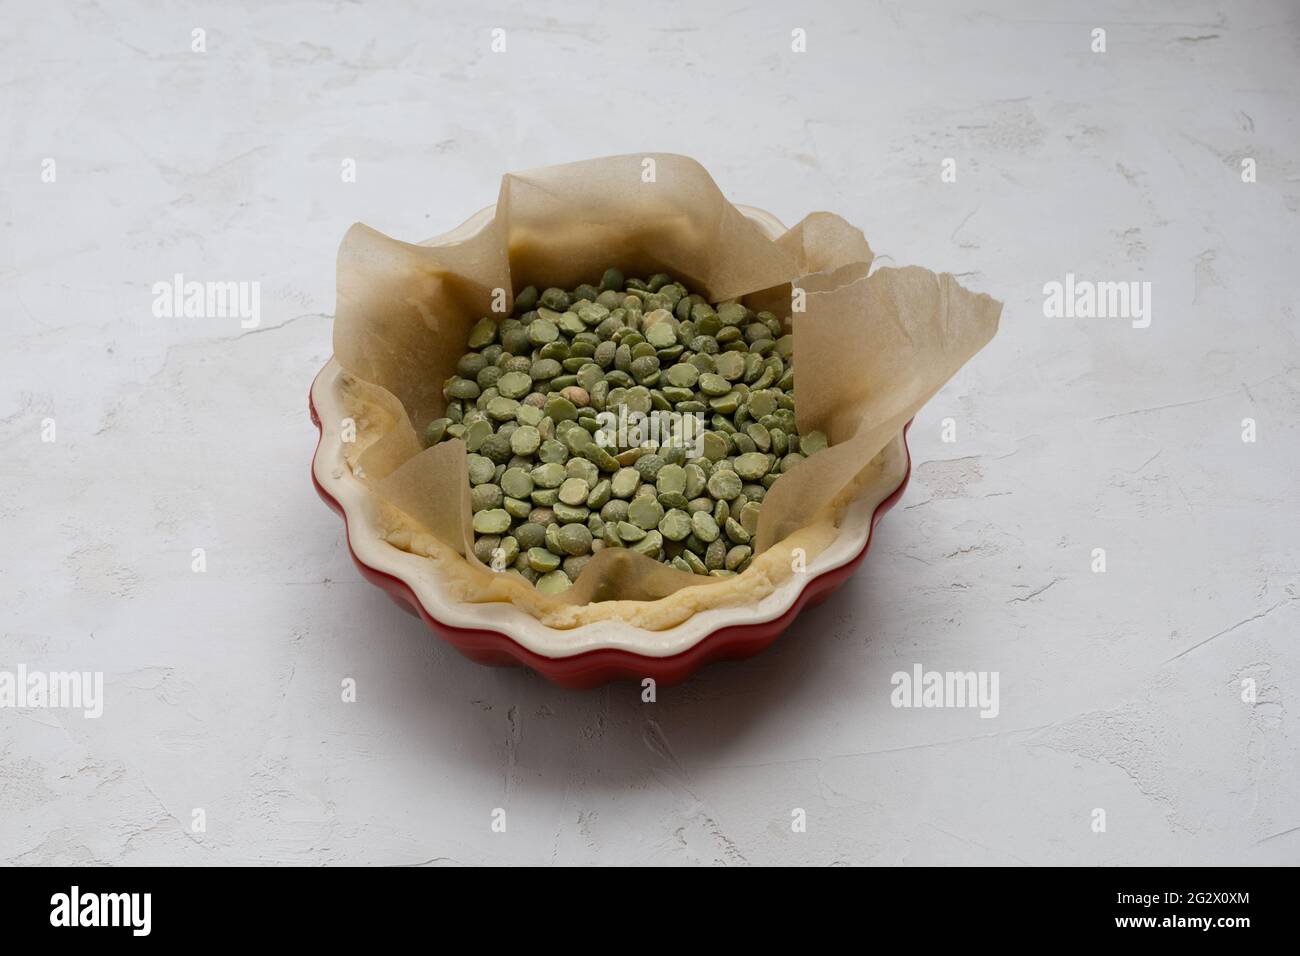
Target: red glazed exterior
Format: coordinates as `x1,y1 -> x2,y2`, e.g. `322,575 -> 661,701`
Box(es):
310,380 -> 910,688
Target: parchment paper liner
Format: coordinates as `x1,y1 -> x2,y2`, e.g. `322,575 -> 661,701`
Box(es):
334,154 -> 1001,613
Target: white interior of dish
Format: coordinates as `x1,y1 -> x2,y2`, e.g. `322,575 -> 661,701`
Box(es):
312,204 -> 907,658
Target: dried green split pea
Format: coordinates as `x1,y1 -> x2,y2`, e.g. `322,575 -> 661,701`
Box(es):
427,267 -> 828,594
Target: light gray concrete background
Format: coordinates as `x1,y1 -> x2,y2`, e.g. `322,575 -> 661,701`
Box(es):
2,0 -> 1297,865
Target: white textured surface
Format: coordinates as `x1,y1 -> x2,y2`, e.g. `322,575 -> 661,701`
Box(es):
2,0 -> 1298,865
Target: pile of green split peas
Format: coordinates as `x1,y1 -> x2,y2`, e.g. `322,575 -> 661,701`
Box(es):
423,268 -> 828,595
